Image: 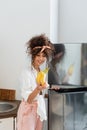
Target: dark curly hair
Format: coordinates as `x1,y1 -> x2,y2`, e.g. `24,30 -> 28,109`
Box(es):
26,34 -> 54,60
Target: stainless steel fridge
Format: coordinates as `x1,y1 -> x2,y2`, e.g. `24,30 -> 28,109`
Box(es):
48,85 -> 87,130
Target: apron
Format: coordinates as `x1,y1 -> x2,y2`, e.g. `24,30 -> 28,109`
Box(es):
16,100 -> 42,130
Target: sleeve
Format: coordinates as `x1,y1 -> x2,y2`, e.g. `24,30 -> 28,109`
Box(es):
19,70 -> 32,101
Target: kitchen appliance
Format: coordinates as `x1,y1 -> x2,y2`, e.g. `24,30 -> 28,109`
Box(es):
48,85 -> 87,130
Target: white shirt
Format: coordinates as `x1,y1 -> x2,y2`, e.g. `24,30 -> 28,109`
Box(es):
19,65 -> 47,121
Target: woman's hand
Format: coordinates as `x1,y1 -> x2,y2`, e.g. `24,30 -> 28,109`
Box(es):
51,86 -> 60,90
37,82 -> 49,91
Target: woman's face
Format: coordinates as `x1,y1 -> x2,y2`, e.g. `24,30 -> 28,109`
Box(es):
33,52 -> 46,67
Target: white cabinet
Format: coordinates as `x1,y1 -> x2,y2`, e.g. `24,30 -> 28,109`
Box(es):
0,117 -> 13,130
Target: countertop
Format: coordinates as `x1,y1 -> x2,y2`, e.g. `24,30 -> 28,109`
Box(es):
0,100 -> 21,119
0,95 -> 48,119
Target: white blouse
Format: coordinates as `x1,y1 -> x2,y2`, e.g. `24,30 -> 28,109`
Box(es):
19,66 -> 47,121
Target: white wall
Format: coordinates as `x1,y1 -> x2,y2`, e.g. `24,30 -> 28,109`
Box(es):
59,0 -> 87,43
50,0 -> 87,43
0,0 -> 50,99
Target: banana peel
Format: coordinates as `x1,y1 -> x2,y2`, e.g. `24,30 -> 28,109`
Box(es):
36,68 -> 49,85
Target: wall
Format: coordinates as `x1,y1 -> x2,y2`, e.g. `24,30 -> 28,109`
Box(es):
0,0 -> 50,99
50,0 -> 87,43
59,0 -> 87,43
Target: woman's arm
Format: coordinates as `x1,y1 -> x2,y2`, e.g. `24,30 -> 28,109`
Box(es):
27,87 -> 40,103
27,83 -> 47,103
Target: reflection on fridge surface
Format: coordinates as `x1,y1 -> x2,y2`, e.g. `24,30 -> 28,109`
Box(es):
48,85 -> 87,130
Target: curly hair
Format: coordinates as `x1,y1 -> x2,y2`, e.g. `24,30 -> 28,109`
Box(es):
26,34 -> 54,60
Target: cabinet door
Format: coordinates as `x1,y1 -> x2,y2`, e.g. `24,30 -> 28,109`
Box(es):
0,117 -> 13,130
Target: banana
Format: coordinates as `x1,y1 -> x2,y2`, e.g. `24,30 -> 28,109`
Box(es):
36,68 -> 49,85
68,64 -> 74,76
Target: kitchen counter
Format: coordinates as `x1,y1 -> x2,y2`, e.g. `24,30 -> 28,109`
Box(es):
0,100 -> 21,119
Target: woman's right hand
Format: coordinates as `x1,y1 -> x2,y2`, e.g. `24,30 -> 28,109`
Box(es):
37,82 -> 49,91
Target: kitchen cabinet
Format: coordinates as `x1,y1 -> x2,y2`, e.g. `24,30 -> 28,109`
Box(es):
0,117 -> 13,130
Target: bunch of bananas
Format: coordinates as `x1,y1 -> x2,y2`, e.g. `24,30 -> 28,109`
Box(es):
36,68 -> 49,85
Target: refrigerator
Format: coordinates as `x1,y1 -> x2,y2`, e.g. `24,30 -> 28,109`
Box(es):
48,43 -> 87,130
48,85 -> 87,130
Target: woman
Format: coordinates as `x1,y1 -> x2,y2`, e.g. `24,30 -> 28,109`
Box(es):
16,34 -> 54,130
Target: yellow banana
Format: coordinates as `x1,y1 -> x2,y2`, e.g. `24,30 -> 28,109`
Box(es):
36,68 -> 49,85
68,64 -> 74,76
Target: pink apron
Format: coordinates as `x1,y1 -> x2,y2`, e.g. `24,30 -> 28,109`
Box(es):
16,100 -> 42,130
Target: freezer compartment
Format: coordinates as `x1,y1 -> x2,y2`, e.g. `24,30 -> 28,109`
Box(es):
48,85 -> 87,130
